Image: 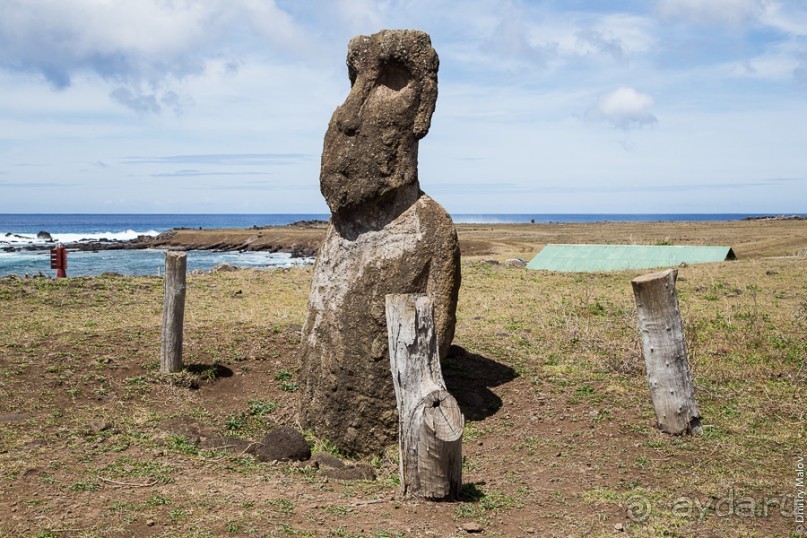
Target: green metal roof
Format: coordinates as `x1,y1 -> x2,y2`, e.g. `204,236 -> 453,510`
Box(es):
526,244 -> 736,272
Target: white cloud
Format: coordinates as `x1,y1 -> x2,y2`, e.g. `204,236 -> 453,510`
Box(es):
455,9 -> 659,75
576,29 -> 626,63
587,87 -> 658,130
333,0 -> 385,33
796,51 -> 807,86
0,1 -> 215,85
758,1 -> 807,36
595,14 -> 657,53
1,1 -> 806,213
481,8 -> 559,70
657,0 -> 763,27
748,3 -> 807,85
0,0 -> 314,113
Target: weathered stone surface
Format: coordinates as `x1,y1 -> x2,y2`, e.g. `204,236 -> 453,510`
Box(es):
312,452 -> 346,469
320,30 -> 439,217
298,29 -> 460,456
460,522 -> 483,533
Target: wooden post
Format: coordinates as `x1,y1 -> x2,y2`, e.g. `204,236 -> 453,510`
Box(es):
385,294 -> 463,500
161,252 -> 187,373
631,269 -> 702,435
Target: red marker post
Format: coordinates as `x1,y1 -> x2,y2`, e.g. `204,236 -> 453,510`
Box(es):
50,244 -> 67,278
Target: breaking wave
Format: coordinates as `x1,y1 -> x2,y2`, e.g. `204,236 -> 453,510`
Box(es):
1,229 -> 160,246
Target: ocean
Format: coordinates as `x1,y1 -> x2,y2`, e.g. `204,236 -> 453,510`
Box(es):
0,213 -> 798,277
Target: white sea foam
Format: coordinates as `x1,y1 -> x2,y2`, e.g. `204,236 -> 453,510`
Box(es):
1,229 -> 159,246
52,229 -> 160,243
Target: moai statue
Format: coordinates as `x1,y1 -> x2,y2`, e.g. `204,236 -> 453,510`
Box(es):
298,30 -> 461,455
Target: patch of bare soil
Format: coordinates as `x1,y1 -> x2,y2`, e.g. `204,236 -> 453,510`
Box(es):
1,332 -> 643,537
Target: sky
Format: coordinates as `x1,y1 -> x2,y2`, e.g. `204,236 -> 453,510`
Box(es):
1,0 -> 806,215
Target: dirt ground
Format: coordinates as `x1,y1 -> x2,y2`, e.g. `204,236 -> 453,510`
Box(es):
1,221 -> 805,537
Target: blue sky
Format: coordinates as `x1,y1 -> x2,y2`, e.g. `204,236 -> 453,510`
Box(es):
1,0 -> 805,214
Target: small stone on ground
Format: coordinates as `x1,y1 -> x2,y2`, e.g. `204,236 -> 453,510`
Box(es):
461,522 -> 483,533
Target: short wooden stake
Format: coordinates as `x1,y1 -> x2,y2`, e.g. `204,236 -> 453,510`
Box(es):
386,294 -> 463,500
160,252 -> 187,373
631,269 -> 702,435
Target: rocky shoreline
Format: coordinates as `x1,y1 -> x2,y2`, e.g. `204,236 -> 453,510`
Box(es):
742,215 -> 806,221
4,221 -> 329,258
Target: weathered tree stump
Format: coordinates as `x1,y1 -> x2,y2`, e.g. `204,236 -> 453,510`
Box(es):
386,293 -> 463,500
160,251 -> 187,373
631,269 -> 702,435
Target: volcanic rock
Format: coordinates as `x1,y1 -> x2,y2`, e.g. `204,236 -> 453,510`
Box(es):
298,29 -> 461,455
504,258 -> 527,268
248,426 -> 311,462
211,263 -> 238,273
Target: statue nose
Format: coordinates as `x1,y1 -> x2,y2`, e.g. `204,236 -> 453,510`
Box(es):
336,115 -> 359,137
333,75 -> 377,137
332,99 -> 361,136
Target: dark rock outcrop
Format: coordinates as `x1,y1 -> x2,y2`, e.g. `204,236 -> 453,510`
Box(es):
248,426 -> 311,462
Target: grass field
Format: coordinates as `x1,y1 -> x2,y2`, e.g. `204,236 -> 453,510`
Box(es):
1,221 -> 805,537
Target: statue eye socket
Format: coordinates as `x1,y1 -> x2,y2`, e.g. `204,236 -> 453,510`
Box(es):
378,60 -> 411,91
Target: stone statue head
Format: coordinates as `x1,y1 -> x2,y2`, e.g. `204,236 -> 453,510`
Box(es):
320,30 -> 439,216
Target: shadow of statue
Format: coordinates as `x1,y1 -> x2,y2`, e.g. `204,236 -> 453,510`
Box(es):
185,363 -> 234,381
442,345 -> 518,421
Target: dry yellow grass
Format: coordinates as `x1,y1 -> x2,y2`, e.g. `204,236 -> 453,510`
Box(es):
455,219 -> 807,259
